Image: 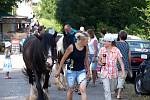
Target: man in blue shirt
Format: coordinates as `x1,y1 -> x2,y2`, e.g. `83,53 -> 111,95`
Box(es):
63,24 -> 77,44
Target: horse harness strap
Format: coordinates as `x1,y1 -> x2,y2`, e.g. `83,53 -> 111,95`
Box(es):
24,38 -> 33,50
23,35 -> 37,49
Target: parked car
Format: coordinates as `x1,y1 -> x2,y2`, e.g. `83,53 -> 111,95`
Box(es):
111,34 -> 142,40
135,55 -> 150,95
127,40 -> 150,78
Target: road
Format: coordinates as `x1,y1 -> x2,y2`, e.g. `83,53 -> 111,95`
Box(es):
0,54 -> 128,100
0,70 -> 105,100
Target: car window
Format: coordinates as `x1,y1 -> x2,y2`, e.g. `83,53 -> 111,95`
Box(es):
128,41 -> 150,51
142,42 -> 150,49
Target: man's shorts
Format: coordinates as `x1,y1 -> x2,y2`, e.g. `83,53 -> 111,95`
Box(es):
117,70 -> 128,89
89,54 -> 98,70
66,69 -> 87,88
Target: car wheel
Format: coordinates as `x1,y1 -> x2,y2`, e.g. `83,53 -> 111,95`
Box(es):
135,74 -> 144,95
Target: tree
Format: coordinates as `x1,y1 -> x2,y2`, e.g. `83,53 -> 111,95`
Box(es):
55,0 -> 147,30
140,0 -> 150,38
39,0 -> 57,19
107,0 -> 146,29
131,0 -> 150,39
0,0 -> 22,12
38,0 -> 147,31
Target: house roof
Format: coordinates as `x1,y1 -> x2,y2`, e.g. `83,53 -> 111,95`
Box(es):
0,12 -> 29,24
0,12 -> 12,19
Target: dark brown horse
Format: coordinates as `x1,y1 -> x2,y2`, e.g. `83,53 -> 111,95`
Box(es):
23,31 -> 57,100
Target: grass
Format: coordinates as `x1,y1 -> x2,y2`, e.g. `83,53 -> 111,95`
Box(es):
125,83 -> 150,100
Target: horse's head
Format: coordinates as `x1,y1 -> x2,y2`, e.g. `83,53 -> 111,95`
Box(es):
62,31 -> 72,51
41,28 -> 57,68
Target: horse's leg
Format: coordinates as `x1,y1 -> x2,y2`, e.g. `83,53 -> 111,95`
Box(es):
43,70 -> 50,90
53,63 -> 64,90
43,70 -> 51,100
34,72 -> 45,100
25,68 -> 37,100
62,64 -> 67,90
56,64 -> 67,91
29,84 -> 37,100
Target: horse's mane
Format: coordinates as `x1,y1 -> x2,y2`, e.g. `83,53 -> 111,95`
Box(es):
30,33 -> 57,73
41,32 -> 57,61
40,33 -> 54,55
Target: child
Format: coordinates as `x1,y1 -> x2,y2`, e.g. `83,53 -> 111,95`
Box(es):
3,42 -> 12,79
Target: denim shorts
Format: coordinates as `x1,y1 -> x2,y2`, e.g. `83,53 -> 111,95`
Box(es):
117,71 -> 128,89
66,69 -> 87,88
89,54 -> 98,70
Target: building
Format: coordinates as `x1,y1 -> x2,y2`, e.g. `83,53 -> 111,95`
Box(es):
0,13 -> 29,41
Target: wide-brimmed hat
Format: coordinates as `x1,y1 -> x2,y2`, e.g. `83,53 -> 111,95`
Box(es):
103,33 -> 115,42
5,41 -> 11,48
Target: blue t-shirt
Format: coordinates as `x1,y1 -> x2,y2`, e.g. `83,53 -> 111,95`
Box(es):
69,28 -> 77,43
116,41 -> 130,71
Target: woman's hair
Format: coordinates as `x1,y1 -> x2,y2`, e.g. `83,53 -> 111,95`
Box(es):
75,32 -> 88,40
87,29 -> 95,39
112,41 -> 116,46
117,30 -> 128,41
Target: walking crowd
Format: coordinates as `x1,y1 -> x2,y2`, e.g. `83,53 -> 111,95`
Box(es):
55,24 -> 131,100
2,21 -> 132,100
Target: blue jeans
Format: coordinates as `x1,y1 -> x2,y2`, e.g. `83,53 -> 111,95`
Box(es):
89,54 -> 97,70
66,69 -> 87,88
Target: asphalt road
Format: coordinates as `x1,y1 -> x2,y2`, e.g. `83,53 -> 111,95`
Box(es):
0,54 -> 128,100
0,70 -> 105,100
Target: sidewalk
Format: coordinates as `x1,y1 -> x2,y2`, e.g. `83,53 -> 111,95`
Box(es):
0,54 -> 25,69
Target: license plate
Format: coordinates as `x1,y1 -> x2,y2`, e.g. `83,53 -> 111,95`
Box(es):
141,54 -> 147,59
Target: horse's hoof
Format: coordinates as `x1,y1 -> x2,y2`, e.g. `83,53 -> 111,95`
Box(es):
43,89 -> 50,100
44,89 -> 48,93
57,87 -> 66,91
57,87 -> 62,91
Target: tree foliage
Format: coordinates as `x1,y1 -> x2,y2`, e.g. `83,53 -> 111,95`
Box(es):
38,0 -> 147,32
39,0 -> 57,19
0,0 -> 22,12
55,0 -> 146,29
139,0 -> 150,38
125,0 -> 150,39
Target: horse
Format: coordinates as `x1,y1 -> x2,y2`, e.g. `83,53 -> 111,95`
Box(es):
23,30 -> 57,100
53,31 -> 74,90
